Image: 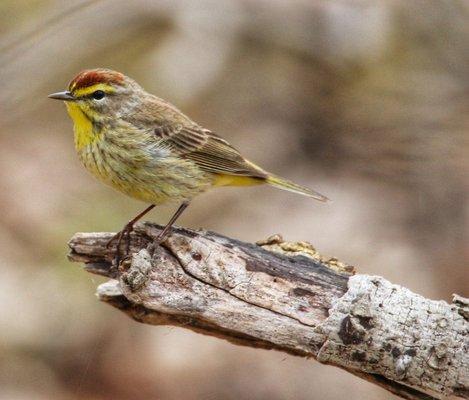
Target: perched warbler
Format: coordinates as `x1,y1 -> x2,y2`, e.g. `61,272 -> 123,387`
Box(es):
49,68 -> 327,261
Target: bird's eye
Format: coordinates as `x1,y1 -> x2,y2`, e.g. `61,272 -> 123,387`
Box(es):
92,90 -> 105,100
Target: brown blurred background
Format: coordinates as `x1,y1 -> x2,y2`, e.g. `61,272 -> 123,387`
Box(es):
0,1 -> 468,399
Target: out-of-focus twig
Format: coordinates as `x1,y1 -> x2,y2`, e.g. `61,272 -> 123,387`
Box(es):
0,0 -> 98,66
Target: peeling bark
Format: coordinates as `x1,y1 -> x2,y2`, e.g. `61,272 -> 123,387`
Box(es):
68,222 -> 468,400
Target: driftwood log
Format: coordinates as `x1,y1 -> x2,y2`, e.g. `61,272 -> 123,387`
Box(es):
68,222 -> 468,400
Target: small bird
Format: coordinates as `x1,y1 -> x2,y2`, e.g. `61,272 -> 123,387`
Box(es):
49,68 -> 327,262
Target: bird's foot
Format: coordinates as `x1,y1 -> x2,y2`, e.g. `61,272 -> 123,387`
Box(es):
147,231 -> 170,256
106,224 -> 134,273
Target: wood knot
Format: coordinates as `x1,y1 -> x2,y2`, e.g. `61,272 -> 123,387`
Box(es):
338,315 -> 366,345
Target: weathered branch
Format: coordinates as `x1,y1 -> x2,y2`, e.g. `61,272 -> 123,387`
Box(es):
68,222 -> 468,400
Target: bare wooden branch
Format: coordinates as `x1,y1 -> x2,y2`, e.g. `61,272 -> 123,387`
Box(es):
68,222 -> 468,400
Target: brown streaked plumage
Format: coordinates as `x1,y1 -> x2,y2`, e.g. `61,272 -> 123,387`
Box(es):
49,68 -> 328,265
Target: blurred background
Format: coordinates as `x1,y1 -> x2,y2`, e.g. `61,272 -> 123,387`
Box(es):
0,1 -> 468,399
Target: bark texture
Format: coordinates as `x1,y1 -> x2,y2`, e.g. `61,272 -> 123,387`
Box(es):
68,222 -> 468,400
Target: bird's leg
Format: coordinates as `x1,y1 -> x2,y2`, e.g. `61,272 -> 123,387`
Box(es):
107,204 -> 156,266
150,202 -> 189,252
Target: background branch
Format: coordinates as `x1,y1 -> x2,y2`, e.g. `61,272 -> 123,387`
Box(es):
68,223 -> 468,400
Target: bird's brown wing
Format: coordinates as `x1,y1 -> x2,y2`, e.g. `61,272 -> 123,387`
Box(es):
154,124 -> 267,178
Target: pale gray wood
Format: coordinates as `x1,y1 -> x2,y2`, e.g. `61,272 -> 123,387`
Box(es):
68,222 -> 468,400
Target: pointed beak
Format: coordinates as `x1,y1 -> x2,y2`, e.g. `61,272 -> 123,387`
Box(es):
48,91 -> 75,101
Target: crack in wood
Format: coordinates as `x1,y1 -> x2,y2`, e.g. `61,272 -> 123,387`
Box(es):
160,241 -> 316,328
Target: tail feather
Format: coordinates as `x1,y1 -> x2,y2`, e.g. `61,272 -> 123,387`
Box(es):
266,174 -> 329,202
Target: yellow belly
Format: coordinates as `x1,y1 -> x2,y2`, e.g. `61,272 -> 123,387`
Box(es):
78,139 -> 213,205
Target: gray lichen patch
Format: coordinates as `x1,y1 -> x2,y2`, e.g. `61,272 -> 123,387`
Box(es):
316,275 -> 469,398
256,234 -> 355,274
121,249 -> 153,292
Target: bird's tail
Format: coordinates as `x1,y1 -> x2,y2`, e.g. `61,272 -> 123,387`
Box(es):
265,174 -> 329,202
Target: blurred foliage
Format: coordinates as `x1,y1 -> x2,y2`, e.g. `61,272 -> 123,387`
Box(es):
0,1 -> 467,399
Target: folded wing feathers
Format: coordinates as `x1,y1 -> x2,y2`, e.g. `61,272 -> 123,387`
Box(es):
154,124 -> 266,177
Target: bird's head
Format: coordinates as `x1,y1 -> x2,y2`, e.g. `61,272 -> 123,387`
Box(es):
48,68 -> 143,122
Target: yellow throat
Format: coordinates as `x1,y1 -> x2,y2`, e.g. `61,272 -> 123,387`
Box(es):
65,102 -> 101,150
